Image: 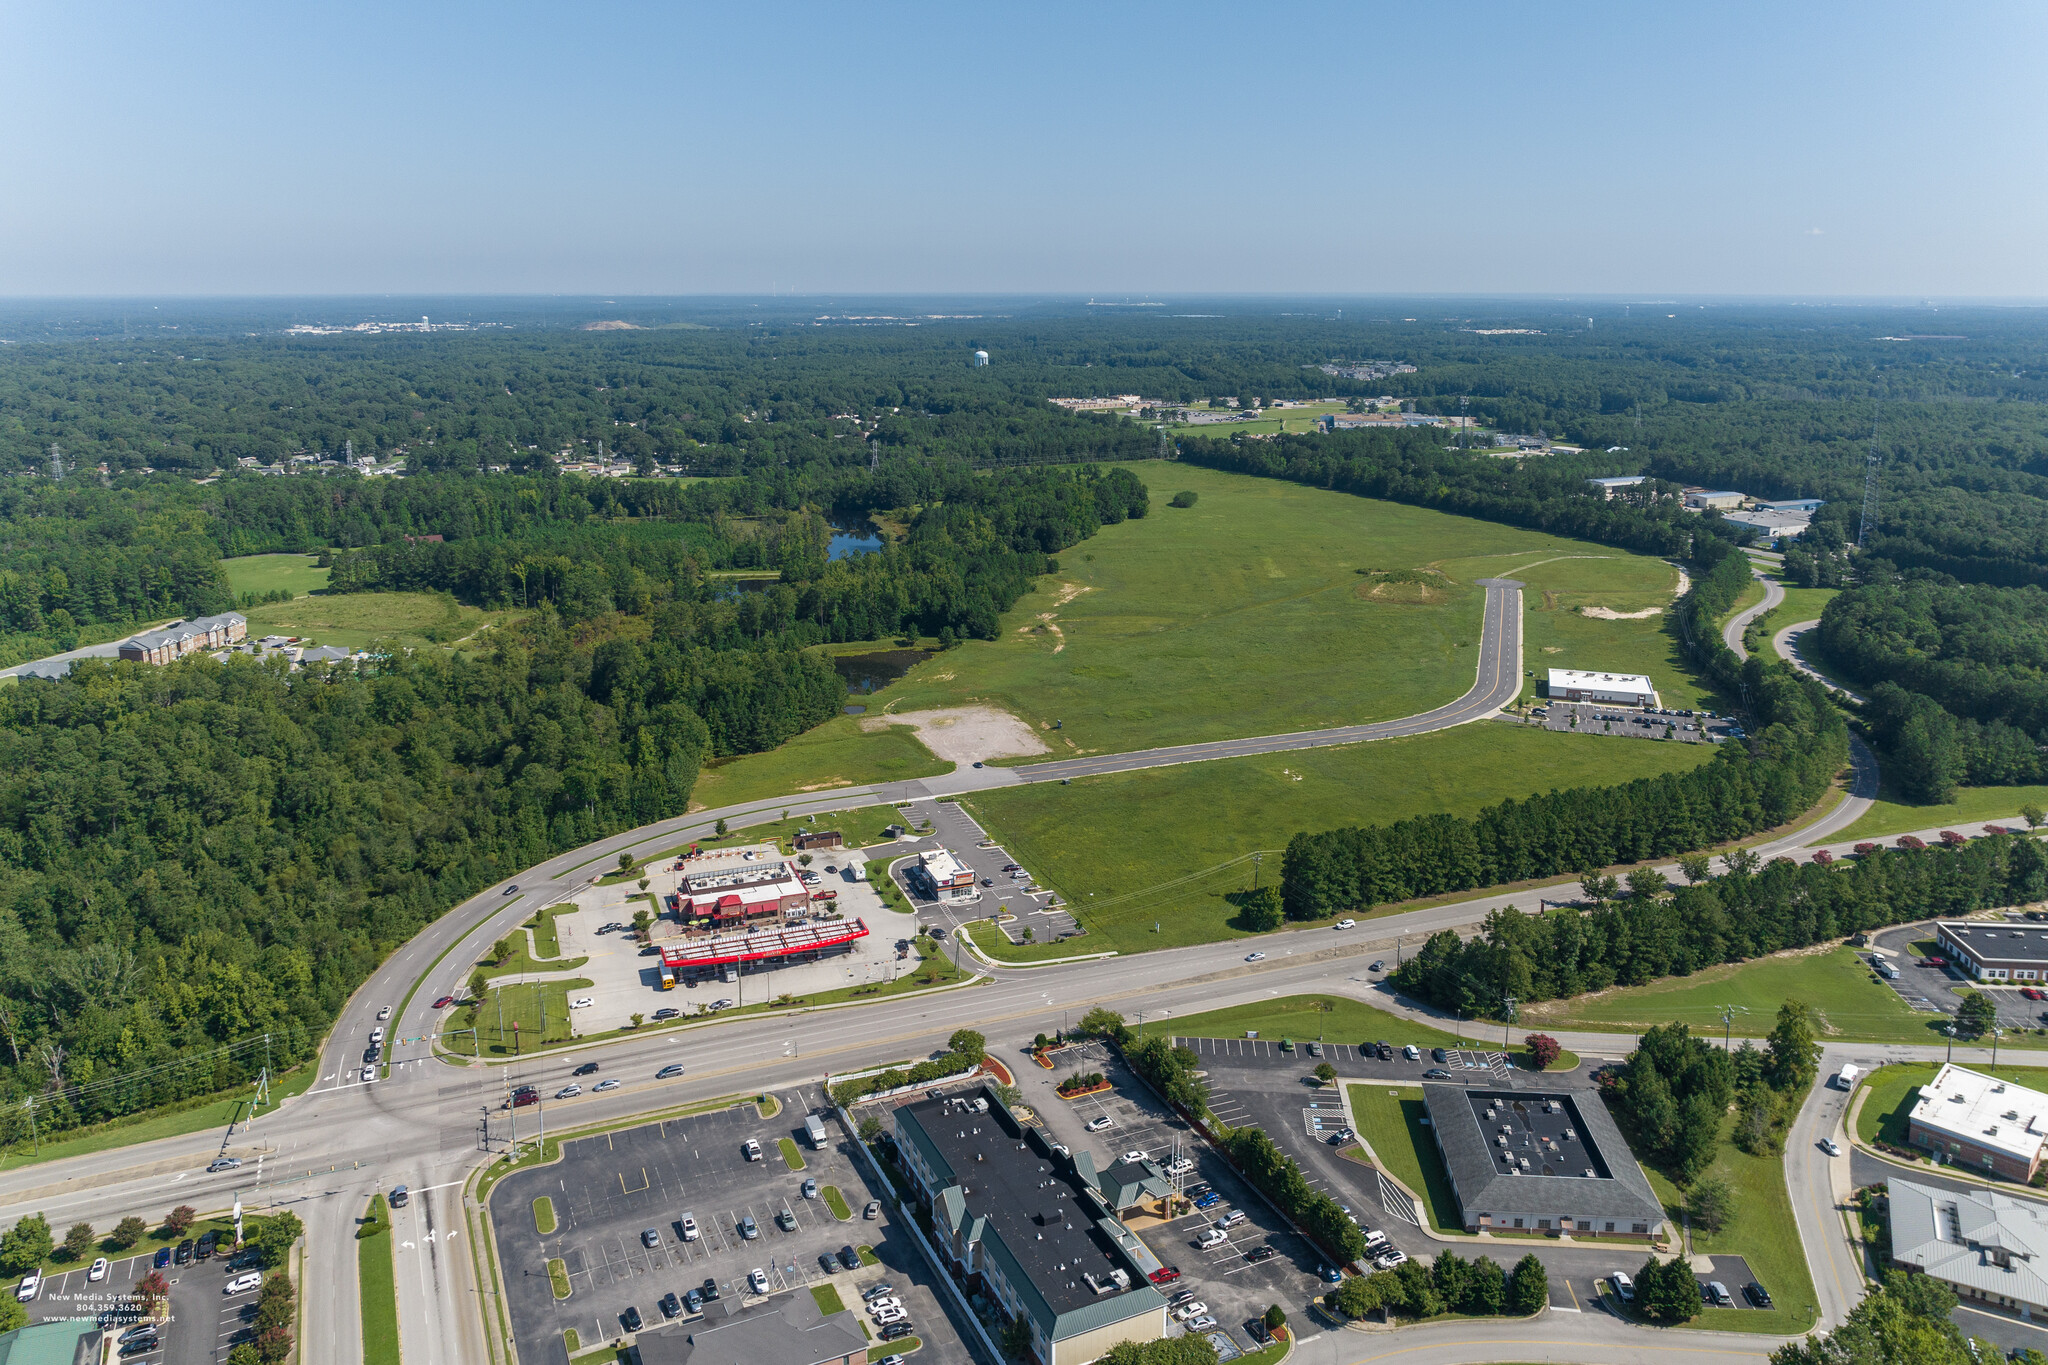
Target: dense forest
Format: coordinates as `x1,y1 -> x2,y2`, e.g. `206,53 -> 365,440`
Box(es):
0,460 -> 1140,1144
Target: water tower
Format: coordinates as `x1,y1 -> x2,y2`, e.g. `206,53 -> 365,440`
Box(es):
971,350 -> 989,367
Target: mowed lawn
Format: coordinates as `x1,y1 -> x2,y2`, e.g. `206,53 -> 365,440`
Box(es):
874,461 -> 1710,758
686,715 -> 948,811
1163,995 -> 1465,1052
965,722 -> 1715,954
1347,1084 -> 1464,1235
1521,944 -> 2048,1049
242,591 -> 523,651
1838,784 -> 2048,842
221,552 -> 330,598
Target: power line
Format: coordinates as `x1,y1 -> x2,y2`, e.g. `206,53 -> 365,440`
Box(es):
1859,424 -> 1881,548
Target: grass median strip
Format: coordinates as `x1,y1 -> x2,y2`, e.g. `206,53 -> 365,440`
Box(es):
822,1185 -> 853,1220
548,1256 -> 572,1299
867,1338 -> 918,1362
1346,1084 -> 1463,1235
533,1196 -> 557,1235
779,1137 -> 808,1170
359,1195 -> 400,1365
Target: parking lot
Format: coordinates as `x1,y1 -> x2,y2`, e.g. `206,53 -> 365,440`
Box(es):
1506,701 -> 1739,746
26,1240 -> 266,1365
1866,920 -> 2048,1032
897,799 -> 1079,945
490,1092 -> 973,1365
1019,1042 -> 1329,1352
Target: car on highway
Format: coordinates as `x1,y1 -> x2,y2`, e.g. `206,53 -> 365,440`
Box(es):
570,997 -> 594,1009
1334,918 -> 1356,929
658,1064 -> 686,1079
556,1084 -> 582,1098
361,1065 -> 376,1082
574,1062 -> 601,1076
511,1085 -> 539,1108
432,995 -> 454,1009
209,1156 -> 243,1172
652,1007 -> 679,1020
1084,1116 -> 1113,1132
1821,1138 -> 1842,1156
1246,1245 -> 1277,1263
681,1214 -> 699,1241
1424,1068 -> 1452,1080
595,1078 -> 621,1092
748,1268 -> 770,1295
1244,952 -> 1266,963
504,884 -> 519,895
377,1006 -> 392,1020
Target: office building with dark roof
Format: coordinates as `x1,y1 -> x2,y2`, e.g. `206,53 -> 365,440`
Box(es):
891,1085 -> 1168,1365
1935,921 -> 2048,984
1421,1085 -> 1665,1240
634,1293 -> 867,1365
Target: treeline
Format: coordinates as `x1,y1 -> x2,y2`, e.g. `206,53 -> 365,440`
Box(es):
1325,1249 -> 1548,1322
0,605 -> 838,1147
1390,831 -> 2048,1020
1820,576 -> 2048,800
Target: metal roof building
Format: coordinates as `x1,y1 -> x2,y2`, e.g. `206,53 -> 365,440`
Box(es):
1890,1176 -> 2048,1319
1421,1084 -> 1666,1240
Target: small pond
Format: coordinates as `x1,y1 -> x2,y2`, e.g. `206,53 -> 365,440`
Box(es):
833,648 -> 930,695
828,526 -> 885,561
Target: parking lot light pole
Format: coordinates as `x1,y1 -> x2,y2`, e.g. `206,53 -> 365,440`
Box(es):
1944,1024 -> 1955,1064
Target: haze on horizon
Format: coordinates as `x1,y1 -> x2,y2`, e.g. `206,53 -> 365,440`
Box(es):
2,0 -> 2041,299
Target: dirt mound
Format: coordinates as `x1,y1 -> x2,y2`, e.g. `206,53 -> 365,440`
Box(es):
1354,568 -> 1458,604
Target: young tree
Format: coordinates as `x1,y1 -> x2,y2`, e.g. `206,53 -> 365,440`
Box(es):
857,1114 -> 882,1142
2023,803 -> 2045,830
1579,872 -> 1619,905
132,1270 -> 170,1317
228,1345 -> 262,1365
1263,1303 -> 1287,1331
162,1205 -> 197,1238
1507,1254 -> 1548,1315
1765,1001 -> 1821,1092
1625,868 -> 1669,901
1238,885 -> 1283,932
1636,1256 -> 1699,1324
1078,1007 -> 1126,1040
110,1217 -> 147,1250
0,1213 -> 53,1275
714,818 -> 727,836
1673,1091 -> 1723,1184
798,853 -> 813,867
1313,1061 -> 1337,1085
1522,1034 -> 1562,1071
1956,990 -> 2000,1039
61,1221 -> 94,1261
1687,1175 -> 1735,1234
630,1012 -> 644,1029
947,1029 -> 987,1063
618,852 -> 633,872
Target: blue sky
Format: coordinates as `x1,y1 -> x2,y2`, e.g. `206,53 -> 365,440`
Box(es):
1,2 -> 2041,296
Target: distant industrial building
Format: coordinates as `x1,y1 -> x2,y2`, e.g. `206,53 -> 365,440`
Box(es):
1933,922 -> 2048,985
1906,1063 -> 2048,1181
1546,669 -> 1662,708
1889,1175 -> 2048,1319
116,612 -> 247,665
1722,508 -> 1811,541
1682,488 -> 1746,511
1421,1085 -> 1665,1240
1586,475 -> 1647,498
1761,498 -> 1825,514
892,1085 -> 1169,1365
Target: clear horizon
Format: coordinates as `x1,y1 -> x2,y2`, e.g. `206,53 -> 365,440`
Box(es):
3,1 -> 2041,297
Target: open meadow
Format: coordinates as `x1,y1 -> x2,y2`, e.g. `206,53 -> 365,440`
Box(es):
241,591 -> 524,652
874,461 -> 1718,758
965,721 -> 1716,954
222,552 -> 330,599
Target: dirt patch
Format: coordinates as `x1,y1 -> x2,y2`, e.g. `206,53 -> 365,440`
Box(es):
1581,605 -> 1663,620
1354,568 -> 1457,605
859,705 -> 1049,764
1051,581 -> 1093,607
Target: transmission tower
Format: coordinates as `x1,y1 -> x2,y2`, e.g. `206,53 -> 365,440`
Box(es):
1858,426 -> 1881,548
46,444 -> 63,481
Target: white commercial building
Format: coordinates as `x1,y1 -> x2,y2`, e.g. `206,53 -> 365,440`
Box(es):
1906,1063 -> 2048,1181
1890,1176 -> 2048,1319
1546,669 -> 1662,708
910,848 -> 977,902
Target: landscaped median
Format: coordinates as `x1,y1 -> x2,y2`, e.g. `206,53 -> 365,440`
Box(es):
358,1194 -> 400,1365
1344,1083 -> 1463,1236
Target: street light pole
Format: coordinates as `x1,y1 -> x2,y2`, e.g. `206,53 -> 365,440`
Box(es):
1502,997 -> 1517,1053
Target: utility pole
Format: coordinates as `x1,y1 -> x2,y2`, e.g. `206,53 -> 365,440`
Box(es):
1944,1023 -> 1955,1065
1716,1004 -> 1748,1052
1252,853 -> 1262,891
1993,1027 -> 2003,1070
1501,997 -> 1517,1053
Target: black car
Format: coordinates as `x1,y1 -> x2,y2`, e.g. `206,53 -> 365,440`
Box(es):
880,1323 -> 915,1341
621,1305 -> 642,1333
701,1277 -> 720,1301
1743,1282 -> 1773,1309
1246,1245 -> 1277,1263
820,1252 -> 839,1274
659,1292 -> 681,1319
1185,1182 -> 1211,1199
195,1230 -> 218,1260
653,1008 -> 679,1020
1375,1041 -> 1394,1061
573,1062 -> 601,1076
174,1238 -> 195,1266
838,1245 -> 860,1269
119,1334 -> 159,1357
1424,1068 -> 1452,1080
1431,1047 -> 1449,1063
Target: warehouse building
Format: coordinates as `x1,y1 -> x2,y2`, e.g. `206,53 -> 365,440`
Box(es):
1422,1085 -> 1665,1240
1586,475 -> 1647,498
1905,1064 -> 2048,1181
1545,669 -> 1662,708
1890,1176 -> 2048,1320
1933,921 -> 2048,983
892,1086 -> 1168,1365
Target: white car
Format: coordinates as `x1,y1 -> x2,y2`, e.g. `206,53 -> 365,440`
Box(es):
594,1079 -> 622,1092
1120,1150 -> 1149,1165
747,1268 -> 769,1295
1173,1301 -> 1209,1321
1334,918 -> 1356,929
867,1297 -> 902,1312
874,1308 -> 908,1325
369,1026 -> 384,1043
225,1272 -> 263,1295
1374,1249 -> 1408,1269
1197,1228 -> 1228,1249
571,997 -> 594,1009
556,1084 -> 582,1098
1822,1138 -> 1843,1156
87,1258 -> 108,1282
1244,951 -> 1267,963
360,1065 -> 376,1082
1610,1270 -> 1635,1302
15,1273 -> 39,1302
376,1006 -> 392,1021
681,1215 -> 699,1241
1084,1116 -> 1113,1133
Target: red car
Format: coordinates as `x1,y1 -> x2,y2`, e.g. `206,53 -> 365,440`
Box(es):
1148,1266 -> 1181,1285
1921,957 -> 1946,968
2025,988 -> 2044,1001
432,995 -> 454,1009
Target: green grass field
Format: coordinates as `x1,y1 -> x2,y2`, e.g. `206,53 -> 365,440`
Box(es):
965,723 -> 1714,955
1773,585 -> 1839,628
360,1196 -> 401,1365
242,591 -> 523,652
0,1062 -> 318,1170
1166,402 -> 1352,438
1346,1084 -> 1463,1235
869,462 -> 1715,758
222,553 -> 331,599
685,716 -> 948,811
1521,944 -> 2048,1049
1839,785 -> 2048,842
1855,1063 -> 2048,1151
1163,995 -> 1464,1051
442,978 -> 594,1056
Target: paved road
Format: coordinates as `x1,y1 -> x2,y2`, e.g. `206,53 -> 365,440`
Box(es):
1724,563 -> 1786,657
1774,619 -> 1866,704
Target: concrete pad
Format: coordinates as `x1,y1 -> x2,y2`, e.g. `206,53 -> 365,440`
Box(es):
862,705 -> 1047,764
